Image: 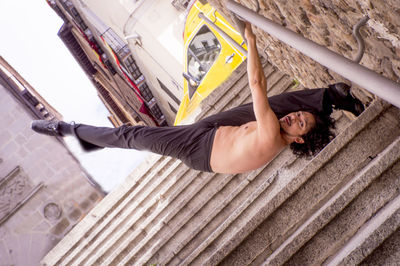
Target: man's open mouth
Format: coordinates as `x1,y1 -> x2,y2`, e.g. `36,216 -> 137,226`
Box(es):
285,116 -> 291,126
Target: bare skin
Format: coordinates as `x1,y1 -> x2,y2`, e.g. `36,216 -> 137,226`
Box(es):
210,23 -> 316,174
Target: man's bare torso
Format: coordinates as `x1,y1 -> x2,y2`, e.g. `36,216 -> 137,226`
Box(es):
208,23 -> 316,174
210,122 -> 285,174
208,22 -> 286,174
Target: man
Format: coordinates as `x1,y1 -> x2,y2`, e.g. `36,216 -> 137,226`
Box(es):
31,23 -> 363,174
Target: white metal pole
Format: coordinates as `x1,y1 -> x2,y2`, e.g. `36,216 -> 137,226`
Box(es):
198,12 -> 248,56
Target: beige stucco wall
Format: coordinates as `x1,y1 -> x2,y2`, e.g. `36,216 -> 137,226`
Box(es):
0,82 -> 102,265
78,0 -> 186,121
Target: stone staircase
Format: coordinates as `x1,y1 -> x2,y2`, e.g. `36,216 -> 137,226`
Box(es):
41,60 -> 400,266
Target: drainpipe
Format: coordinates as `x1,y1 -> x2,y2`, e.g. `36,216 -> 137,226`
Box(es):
198,12 -> 248,56
226,0 -> 400,109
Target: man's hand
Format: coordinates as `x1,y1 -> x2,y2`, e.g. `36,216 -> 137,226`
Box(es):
244,22 -> 256,43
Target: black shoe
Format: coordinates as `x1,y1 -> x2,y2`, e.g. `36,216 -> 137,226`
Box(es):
31,120 -> 63,136
328,83 -> 365,116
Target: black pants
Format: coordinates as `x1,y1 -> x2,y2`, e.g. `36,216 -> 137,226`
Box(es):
72,88 -> 330,172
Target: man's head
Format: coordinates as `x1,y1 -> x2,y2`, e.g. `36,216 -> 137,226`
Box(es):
279,111 -> 316,144
279,111 -> 336,158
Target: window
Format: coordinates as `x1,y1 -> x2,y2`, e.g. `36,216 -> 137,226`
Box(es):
70,7 -> 88,31
104,59 -> 117,75
21,90 -> 39,107
150,104 -> 163,119
0,167 -> 36,223
168,103 -> 177,114
171,0 -> 190,11
124,55 -> 142,80
187,25 -> 221,97
59,1 -> 88,31
101,28 -> 130,58
157,79 -> 180,106
139,82 -> 154,102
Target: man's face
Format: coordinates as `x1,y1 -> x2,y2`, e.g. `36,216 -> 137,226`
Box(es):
279,111 -> 316,143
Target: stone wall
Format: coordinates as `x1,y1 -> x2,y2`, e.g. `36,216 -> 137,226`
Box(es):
209,0 -> 400,101
0,82 -> 104,266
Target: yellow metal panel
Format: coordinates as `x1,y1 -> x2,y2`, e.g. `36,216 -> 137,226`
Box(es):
174,0 -> 246,125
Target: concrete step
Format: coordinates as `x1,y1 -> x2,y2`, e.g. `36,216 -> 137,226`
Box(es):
217,102 -> 400,266
151,96 -> 352,264
264,136 -> 400,266
324,171 -> 400,266
359,223 -> 400,265
83,162 -> 196,265
285,143 -> 400,266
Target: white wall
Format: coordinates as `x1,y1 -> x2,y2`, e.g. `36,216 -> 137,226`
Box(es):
78,0 -> 186,121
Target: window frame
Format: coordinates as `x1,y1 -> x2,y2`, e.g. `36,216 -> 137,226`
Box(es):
186,24 -> 221,85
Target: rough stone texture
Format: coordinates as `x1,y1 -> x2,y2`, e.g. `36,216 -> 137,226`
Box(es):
68,208 -> 83,222
51,218 -> 71,236
0,72 -> 103,266
284,140 -> 400,265
209,0 -> 400,100
360,228 -> 400,265
324,176 -> 400,266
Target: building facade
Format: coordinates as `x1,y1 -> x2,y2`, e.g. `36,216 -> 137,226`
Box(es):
0,57 -> 104,265
47,0 -> 168,126
71,0 -> 192,123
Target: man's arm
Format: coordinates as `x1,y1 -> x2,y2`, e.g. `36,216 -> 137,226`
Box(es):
244,23 -> 280,138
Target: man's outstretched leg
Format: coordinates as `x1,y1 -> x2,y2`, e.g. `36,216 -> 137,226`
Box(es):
31,120 -> 218,172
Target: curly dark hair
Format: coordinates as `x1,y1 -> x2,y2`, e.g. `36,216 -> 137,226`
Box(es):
290,113 -> 336,158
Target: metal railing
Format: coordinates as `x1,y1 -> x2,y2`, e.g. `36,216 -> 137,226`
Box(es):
101,28 -> 131,58
226,0 -> 400,109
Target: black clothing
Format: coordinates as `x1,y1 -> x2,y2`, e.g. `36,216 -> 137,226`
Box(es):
69,88 -> 331,172
73,123 -> 218,172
